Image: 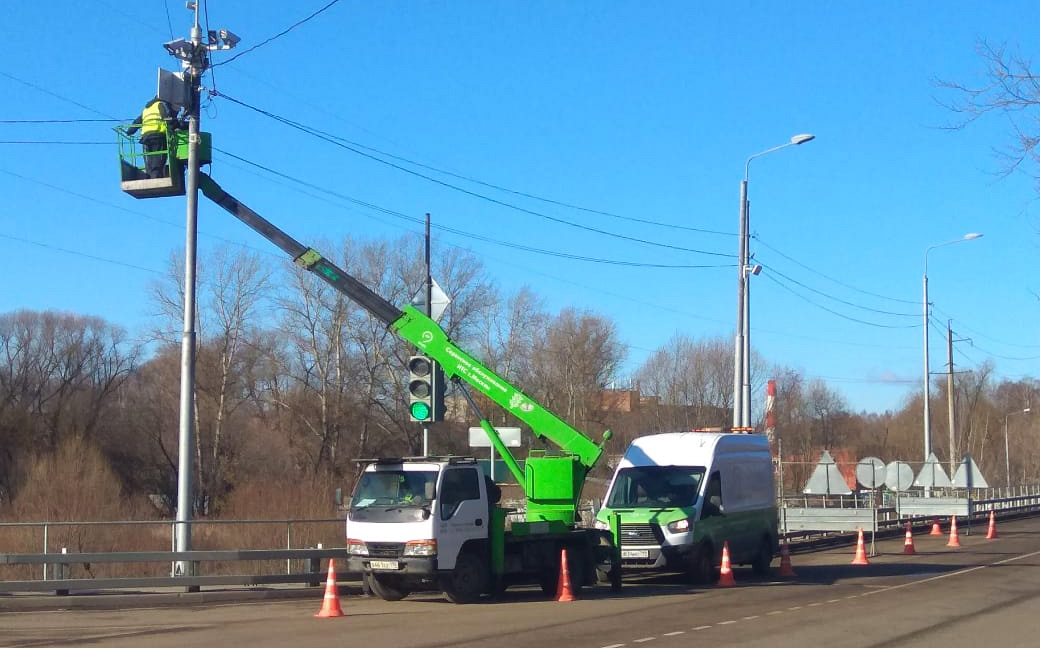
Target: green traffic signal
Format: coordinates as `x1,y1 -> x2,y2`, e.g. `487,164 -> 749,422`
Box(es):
410,401 -> 431,421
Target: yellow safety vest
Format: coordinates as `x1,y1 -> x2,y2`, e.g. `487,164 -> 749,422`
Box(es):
140,102 -> 167,135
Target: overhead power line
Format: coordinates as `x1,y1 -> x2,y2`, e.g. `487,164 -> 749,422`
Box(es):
760,262 -> 918,317
212,0 -> 345,68
214,147 -> 729,270
763,272 -> 920,329
213,91 -> 735,258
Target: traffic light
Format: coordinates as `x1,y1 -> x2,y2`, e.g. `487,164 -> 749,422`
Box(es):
408,355 -> 445,422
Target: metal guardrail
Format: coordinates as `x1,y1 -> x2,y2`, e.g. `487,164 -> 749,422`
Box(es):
0,548 -> 349,595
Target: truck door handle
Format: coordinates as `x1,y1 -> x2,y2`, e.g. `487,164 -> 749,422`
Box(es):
475,519 -> 483,527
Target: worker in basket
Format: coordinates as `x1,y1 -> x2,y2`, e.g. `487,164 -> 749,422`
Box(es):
126,97 -> 183,179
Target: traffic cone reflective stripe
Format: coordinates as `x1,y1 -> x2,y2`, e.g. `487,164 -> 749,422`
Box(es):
851,528 -> 870,565
314,559 -> 345,618
717,541 -> 736,586
903,522 -> 916,555
555,547 -> 575,602
986,510 -> 999,539
929,519 -> 942,536
947,516 -> 961,548
778,540 -> 796,577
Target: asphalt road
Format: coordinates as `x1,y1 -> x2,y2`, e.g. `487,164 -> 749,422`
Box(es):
3,517 -> 1039,648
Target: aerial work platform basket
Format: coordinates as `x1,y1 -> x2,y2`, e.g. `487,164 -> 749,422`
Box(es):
116,124 -> 211,199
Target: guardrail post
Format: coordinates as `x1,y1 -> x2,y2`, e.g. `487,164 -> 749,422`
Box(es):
308,543 -> 322,587
286,522 -> 292,576
53,547 -> 69,596
42,523 -> 49,581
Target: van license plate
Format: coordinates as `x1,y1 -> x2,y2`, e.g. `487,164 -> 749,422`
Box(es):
621,549 -> 649,559
370,560 -> 399,570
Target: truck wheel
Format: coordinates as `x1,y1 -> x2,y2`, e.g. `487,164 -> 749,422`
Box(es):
442,551 -> 488,604
596,564 -> 623,593
751,537 -> 773,576
367,573 -> 409,601
691,545 -> 716,585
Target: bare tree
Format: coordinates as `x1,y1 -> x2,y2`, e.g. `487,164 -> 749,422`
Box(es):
936,40 -> 1040,187
633,333 -> 732,433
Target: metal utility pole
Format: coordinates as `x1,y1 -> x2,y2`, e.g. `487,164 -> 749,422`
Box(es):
163,2 -> 238,583
423,213 -> 432,456
732,179 -> 748,427
946,320 -> 956,476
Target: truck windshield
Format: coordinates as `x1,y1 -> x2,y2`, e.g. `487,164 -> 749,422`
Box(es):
606,466 -> 705,508
351,470 -> 438,509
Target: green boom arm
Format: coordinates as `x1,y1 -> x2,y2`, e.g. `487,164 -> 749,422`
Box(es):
198,174 -> 607,474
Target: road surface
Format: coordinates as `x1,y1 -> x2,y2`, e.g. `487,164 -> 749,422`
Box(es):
3,517 -> 1039,647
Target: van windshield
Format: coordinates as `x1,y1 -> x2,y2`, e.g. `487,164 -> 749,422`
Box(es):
606,466 -> 705,508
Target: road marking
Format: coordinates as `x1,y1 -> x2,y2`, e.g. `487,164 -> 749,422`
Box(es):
859,548 -> 1040,596
693,625 -> 712,630
602,644 -> 626,648
767,610 -> 783,615
808,602 -> 822,607
788,605 -> 802,610
827,599 -> 841,603
633,638 -> 656,643
664,631 -> 685,636
845,595 -> 858,599
718,620 -> 736,625
743,615 -> 760,620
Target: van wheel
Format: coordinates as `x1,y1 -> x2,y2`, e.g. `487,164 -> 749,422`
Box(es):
691,545 -> 716,585
752,538 -> 773,576
442,551 -> 488,604
367,573 -> 409,601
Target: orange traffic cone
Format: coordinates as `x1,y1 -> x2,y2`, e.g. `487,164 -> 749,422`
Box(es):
555,548 -> 576,602
851,528 -> 870,565
929,519 -> 942,536
986,510 -> 999,539
947,516 -> 961,548
903,522 -> 916,555
777,540 -> 796,577
314,559 -> 344,618
717,541 -> 736,586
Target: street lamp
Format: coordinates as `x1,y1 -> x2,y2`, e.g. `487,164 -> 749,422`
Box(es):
922,233 -> 982,462
733,133 -> 815,428
1005,407 -> 1031,485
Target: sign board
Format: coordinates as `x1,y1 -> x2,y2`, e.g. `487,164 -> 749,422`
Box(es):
802,450 -> 852,495
157,68 -> 190,110
884,461 -> 914,491
856,457 -> 886,489
469,427 -> 522,448
914,452 -> 952,488
411,278 -> 451,323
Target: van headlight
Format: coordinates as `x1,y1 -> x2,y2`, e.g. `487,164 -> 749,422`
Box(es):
404,540 -> 437,556
346,539 -> 368,556
593,519 -> 610,531
667,518 -> 691,533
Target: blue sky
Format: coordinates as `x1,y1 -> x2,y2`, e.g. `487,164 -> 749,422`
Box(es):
2,1 -> 1038,415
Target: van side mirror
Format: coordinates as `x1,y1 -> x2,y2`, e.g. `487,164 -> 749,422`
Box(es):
334,488 -> 343,507
706,495 -> 724,517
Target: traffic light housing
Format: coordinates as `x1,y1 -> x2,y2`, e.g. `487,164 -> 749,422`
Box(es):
408,355 -> 445,423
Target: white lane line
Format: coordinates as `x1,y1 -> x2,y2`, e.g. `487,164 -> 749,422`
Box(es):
845,595 -> 858,599
767,610 -> 783,615
788,605 -> 802,610
808,602 -> 822,607
602,644 -> 625,648
693,625 -> 713,630
827,599 -> 841,603
633,638 -> 656,643
718,620 -> 736,625
859,548 -> 1040,597
743,615 -> 760,620
664,631 -> 685,636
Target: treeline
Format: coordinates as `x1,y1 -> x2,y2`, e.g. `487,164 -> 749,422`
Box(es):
1,236 -> 1037,520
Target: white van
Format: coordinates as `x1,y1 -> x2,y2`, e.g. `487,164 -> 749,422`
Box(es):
594,432 -> 777,582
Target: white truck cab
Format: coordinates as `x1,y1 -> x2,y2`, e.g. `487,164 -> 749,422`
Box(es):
346,457 -> 496,602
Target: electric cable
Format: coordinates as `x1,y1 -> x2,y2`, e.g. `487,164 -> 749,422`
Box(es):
762,272 -> 920,329
214,91 -> 735,257
759,262 -> 918,317
212,0 -> 345,68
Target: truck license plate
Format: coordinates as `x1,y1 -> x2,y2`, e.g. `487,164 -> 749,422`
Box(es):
370,560 -> 399,570
621,549 -> 649,559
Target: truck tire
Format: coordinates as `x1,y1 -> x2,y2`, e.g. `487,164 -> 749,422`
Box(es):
367,573 -> 409,601
442,551 -> 488,604
751,537 -> 773,576
690,544 -> 716,585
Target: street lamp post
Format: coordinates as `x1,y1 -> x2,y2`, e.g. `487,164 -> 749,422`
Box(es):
922,233 -> 982,463
1005,407 -> 1031,486
733,133 -> 815,428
